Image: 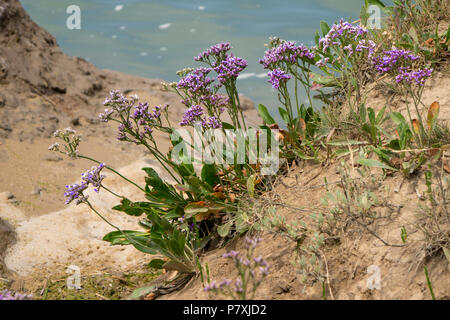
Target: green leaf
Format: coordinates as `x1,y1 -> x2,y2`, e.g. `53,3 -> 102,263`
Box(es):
217,222 -> 232,238
258,104 -> 276,125
148,259 -> 166,269
366,0 -> 385,8
357,159 -> 398,171
112,198 -> 150,216
390,112 -> 408,127
127,286 -> 157,300
376,105 -> 387,124
443,247 -> 450,263
278,107 -> 290,124
201,164 -> 220,188
310,73 -> 339,87
221,122 -> 235,130
247,175 -> 255,198
327,140 -> 366,146
184,202 -> 209,219
320,20 -> 330,37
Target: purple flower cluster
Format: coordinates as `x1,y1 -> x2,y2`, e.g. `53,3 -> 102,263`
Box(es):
131,103 -> 165,138
202,116 -> 222,129
180,105 -> 204,126
100,90 -> 167,141
177,67 -> 214,94
100,90 -> 139,122
180,105 -> 222,129
371,49 -> 432,86
267,69 -> 292,89
318,19 -> 368,51
194,42 -> 232,62
355,39 -> 376,58
81,163 -> 106,193
315,57 -> 330,67
260,41 -> 315,69
372,49 -> 419,73
0,290 -> 32,300
396,67 -> 433,85
214,54 -> 248,85
65,163 -> 105,205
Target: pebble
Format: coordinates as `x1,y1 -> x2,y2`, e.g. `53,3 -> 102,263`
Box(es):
31,186 -> 42,195
5,191 -> 15,200
43,154 -> 63,162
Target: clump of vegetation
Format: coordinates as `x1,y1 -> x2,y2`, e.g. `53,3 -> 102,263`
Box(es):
203,237 -> 269,300
45,0 -> 448,300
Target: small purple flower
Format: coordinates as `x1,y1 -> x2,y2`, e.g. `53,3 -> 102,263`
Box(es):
372,49 -> 419,74
204,281 -> 218,292
180,105 -> 204,127
64,182 -> 89,205
0,290 -> 32,300
195,42 -> 232,62
244,237 -> 263,249
177,67 -> 214,95
65,163 -> 106,205
202,116 -> 222,129
396,68 -> 433,85
315,57 -> 329,67
318,19 -> 368,51
267,69 -> 291,89
260,41 -> 315,69
223,250 -> 239,258
214,54 -> 248,84
81,163 -> 106,193
219,279 -> 232,288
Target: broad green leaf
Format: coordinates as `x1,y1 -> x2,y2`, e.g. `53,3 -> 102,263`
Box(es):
247,175 -> 255,198
258,104 -> 276,125
320,20 -> 330,37
327,140 -> 366,146
201,164 -> 220,188
148,259 -> 166,269
357,158 -> 398,171
217,222 -> 232,238
443,247 -> 450,263
366,0 -> 385,8
127,286 -> 157,300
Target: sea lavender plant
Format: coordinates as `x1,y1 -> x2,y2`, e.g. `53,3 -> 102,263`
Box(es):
204,237 -> 269,300
313,19 -> 378,112
167,42 -> 249,131
372,48 -> 434,146
260,38 -> 316,127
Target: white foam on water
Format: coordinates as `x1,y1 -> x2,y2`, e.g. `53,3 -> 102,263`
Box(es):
114,4 -> 124,12
112,35 -> 117,39
158,23 -> 172,30
119,26 -> 126,31
256,73 -> 267,78
198,6 -> 206,11
160,47 -> 167,52
140,52 -> 148,56
238,72 -> 256,80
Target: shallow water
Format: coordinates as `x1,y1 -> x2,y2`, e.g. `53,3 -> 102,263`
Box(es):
21,0 -> 369,113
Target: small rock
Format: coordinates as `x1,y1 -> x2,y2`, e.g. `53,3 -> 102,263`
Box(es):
5,192 -> 15,200
239,95 -> 255,110
31,186 -> 42,195
43,154 -> 63,162
71,118 -> 80,126
276,282 -> 291,294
